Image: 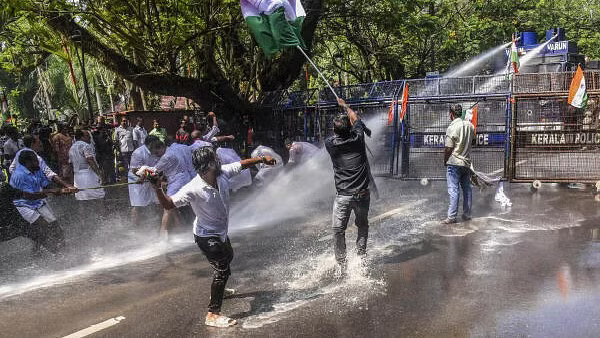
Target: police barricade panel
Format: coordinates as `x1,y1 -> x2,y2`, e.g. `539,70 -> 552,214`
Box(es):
513,71 -> 600,95
405,98 -> 508,180
315,103 -> 397,176
408,75 -> 510,99
512,95 -> 600,182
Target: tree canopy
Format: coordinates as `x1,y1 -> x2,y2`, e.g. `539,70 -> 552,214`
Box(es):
2,0 -> 600,121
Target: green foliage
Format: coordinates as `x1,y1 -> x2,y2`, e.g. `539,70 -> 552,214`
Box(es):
2,0 -> 600,120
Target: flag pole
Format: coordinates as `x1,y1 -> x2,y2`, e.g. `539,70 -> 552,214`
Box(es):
296,46 -> 339,101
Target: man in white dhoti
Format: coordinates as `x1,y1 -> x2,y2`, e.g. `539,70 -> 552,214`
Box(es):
69,129 -> 105,201
128,135 -> 160,227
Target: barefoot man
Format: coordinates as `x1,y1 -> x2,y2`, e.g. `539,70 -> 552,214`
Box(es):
150,147 -> 276,327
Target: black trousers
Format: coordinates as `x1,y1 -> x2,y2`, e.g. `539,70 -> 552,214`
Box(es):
195,235 -> 233,313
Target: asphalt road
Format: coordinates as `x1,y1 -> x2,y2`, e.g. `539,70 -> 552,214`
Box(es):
1,180 -> 599,338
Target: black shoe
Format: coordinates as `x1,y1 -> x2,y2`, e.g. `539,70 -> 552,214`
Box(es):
461,215 -> 472,221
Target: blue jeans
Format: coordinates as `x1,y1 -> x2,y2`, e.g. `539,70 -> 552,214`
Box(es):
332,192 -> 370,264
446,165 -> 472,220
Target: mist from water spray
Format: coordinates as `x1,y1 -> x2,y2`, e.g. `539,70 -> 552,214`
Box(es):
518,34 -> 557,69
444,42 -> 512,78
229,114 -> 387,229
475,35 -> 558,94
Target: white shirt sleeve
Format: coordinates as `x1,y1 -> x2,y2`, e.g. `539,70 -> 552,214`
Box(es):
170,183 -> 193,208
202,126 -> 220,141
8,155 -> 17,174
220,162 -> 242,180
40,157 -> 57,179
155,152 -> 179,175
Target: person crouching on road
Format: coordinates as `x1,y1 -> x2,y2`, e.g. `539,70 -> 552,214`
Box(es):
150,147 -> 276,328
442,104 -> 475,224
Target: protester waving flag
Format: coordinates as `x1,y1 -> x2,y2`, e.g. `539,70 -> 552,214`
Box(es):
568,65 -> 588,109
506,34 -> 519,75
241,0 -> 306,56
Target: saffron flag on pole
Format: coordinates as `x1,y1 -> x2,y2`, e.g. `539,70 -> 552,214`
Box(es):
464,105 -> 478,132
568,65 -> 588,109
387,100 -> 395,126
399,82 -> 408,121
241,0 -> 306,56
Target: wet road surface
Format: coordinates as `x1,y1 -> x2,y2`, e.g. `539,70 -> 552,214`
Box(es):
1,181 -> 600,337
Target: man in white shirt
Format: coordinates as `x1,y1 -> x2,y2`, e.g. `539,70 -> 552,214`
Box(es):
128,135 -> 160,227
113,117 -> 135,172
3,126 -> 23,167
69,129 -> 105,201
284,139 -> 320,166
251,145 -> 284,186
147,138 -> 194,236
151,146 -> 276,328
132,117 -> 148,149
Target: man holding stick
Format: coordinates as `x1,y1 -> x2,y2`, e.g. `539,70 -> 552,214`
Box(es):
326,98 -> 373,277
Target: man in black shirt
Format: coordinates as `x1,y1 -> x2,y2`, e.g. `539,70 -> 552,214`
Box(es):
325,98 -> 372,276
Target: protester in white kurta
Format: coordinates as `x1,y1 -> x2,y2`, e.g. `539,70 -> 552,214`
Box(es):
69,130 -> 105,200
128,143 -> 159,206
165,142 -> 195,192
251,145 -> 284,186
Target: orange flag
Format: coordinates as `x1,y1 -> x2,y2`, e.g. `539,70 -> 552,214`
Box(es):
471,105 -> 478,131
399,82 -> 408,121
387,100 -> 395,126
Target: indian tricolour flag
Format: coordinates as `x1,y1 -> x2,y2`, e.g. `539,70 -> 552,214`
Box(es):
506,35 -> 519,75
568,65 -> 588,109
241,0 -> 306,56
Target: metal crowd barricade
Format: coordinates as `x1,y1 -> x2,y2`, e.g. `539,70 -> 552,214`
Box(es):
510,71 -> 600,183
314,81 -> 405,176
403,97 -> 510,180
268,70 -> 600,183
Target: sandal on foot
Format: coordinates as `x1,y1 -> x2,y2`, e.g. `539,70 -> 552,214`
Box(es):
205,315 -> 237,328
224,288 -> 235,297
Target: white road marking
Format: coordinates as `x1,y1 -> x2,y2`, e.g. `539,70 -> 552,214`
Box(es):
62,316 -> 125,338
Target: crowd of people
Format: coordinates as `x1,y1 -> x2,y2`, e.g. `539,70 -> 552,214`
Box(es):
0,99 -> 478,328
